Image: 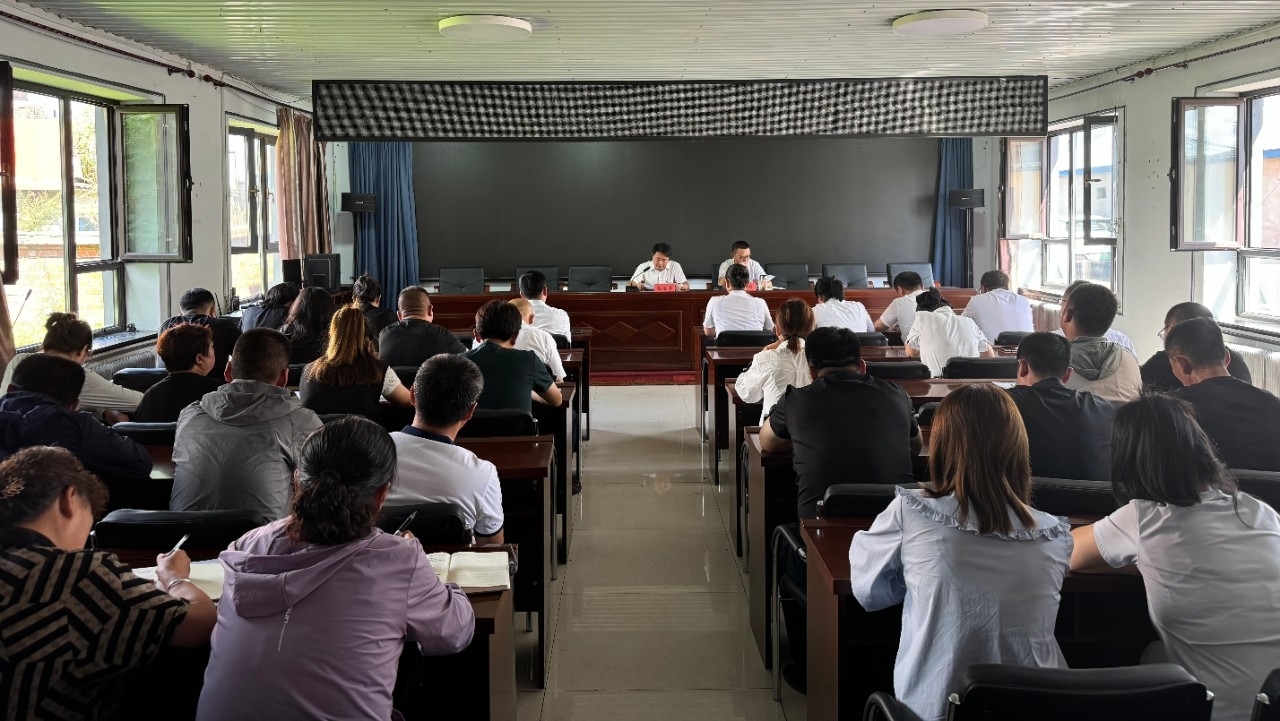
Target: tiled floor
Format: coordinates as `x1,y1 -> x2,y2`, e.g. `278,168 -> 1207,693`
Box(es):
515,385 -> 807,720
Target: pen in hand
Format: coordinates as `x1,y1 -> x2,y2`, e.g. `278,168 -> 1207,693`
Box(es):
168,533 -> 190,555
393,511 -> 418,537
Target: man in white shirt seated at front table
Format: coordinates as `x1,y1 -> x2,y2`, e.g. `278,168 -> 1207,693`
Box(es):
389,354 -> 505,543
705,263 -> 775,336
518,270 -> 572,338
962,270 -> 1034,342
510,298 -> 566,382
874,271 -> 928,340
628,242 -> 690,291
717,240 -> 772,290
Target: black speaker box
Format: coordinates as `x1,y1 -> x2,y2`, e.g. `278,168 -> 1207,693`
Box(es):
948,189 -> 985,209
341,193 -> 376,213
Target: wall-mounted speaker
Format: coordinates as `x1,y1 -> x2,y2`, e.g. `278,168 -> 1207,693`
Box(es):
948,188 -> 985,209
341,192 -> 376,213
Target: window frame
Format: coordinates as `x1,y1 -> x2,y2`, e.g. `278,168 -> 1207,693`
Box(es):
114,103 -> 193,262
0,62 -> 17,285
1170,97 -> 1247,252
226,121 -> 278,298
1236,89 -> 1280,324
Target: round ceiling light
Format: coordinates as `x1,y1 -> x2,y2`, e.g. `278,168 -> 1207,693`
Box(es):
439,14 -> 533,41
892,10 -> 990,37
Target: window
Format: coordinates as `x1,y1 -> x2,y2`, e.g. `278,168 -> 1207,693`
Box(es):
1000,113 -> 1122,294
1174,92 -> 1280,322
0,62 -> 192,347
227,124 -> 279,300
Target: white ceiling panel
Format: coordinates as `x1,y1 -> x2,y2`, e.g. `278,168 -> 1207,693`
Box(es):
14,1 -> 1280,98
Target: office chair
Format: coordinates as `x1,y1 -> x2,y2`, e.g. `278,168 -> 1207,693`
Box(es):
864,663 -> 1213,721
822,263 -> 871,289
377,502 -> 469,545
941,356 -> 1018,379
438,267 -> 486,294
865,361 -> 931,380
112,368 -> 168,393
566,265 -> 613,292
916,401 -> 940,426
765,263 -> 810,291
515,266 -> 559,287
886,262 -> 936,289
1030,476 -> 1120,517
392,366 -> 419,387
1233,469 -> 1280,511
551,334 -> 571,350
111,421 -> 177,447
94,509 -> 261,566
287,363 -> 307,387
995,330 -> 1033,347
1252,668 -> 1280,721
457,409 -> 540,438
855,331 -> 889,347
713,331 -> 777,347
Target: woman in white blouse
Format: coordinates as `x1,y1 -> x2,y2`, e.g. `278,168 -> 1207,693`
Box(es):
849,384 -> 1072,721
904,288 -> 993,377
811,276 -> 874,333
1071,394 -> 1280,721
733,298 -> 813,425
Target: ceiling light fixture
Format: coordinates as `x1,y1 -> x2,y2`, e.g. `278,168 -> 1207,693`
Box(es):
892,10 -> 990,37
439,15 -> 533,41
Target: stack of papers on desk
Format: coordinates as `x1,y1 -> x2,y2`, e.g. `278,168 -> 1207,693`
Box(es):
426,552 -> 511,593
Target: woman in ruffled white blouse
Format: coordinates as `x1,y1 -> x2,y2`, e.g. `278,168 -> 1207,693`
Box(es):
733,298 -> 813,425
849,384 -> 1072,721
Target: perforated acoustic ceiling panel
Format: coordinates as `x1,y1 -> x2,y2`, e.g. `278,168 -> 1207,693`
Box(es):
313,77 -> 1047,141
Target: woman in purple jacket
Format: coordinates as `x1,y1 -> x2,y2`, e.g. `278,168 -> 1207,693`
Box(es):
197,416 -> 475,721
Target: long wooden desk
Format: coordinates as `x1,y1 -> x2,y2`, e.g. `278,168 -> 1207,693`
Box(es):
802,518 -> 1157,721
432,289 -> 976,373
745,429 -> 801,666
533,383 -> 577,566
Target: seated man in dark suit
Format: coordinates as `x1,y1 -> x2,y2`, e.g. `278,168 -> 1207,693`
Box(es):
134,324 -> 226,423
1168,318 -> 1280,471
0,354 -> 151,478
1006,332 -> 1115,481
354,274 -> 399,333
378,286 -> 466,367
1141,302 -> 1252,392
160,287 -> 242,378
464,300 -> 561,414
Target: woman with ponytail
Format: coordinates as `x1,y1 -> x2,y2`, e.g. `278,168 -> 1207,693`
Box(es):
734,298 -> 814,425
197,416 -> 474,721
0,312 -> 141,420
904,288 -> 994,377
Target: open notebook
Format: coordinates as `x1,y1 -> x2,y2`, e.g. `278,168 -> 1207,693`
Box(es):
131,559 -> 225,600
426,551 -> 511,594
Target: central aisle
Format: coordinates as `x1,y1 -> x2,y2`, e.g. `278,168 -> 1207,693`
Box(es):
515,384 -> 804,720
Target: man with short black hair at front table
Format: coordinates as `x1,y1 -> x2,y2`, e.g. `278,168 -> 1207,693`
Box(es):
717,240 -> 772,290
1006,332 -> 1115,482
629,242 -> 690,291
465,299 -> 562,413
1060,282 -> 1141,404
874,271 -> 927,340
160,287 -> 242,378
1140,302 -> 1252,393
389,354 -> 505,543
704,263 -> 774,336
518,270 -> 572,338
379,286 -> 467,367
1167,317 -> 1280,472
961,269 -> 1034,342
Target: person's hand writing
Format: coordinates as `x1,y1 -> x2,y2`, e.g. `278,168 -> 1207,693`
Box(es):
103,410 -> 129,426
155,549 -> 192,591
398,530 -> 416,540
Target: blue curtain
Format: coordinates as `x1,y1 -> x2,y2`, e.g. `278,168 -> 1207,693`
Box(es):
348,142 -> 421,304
931,138 -> 974,288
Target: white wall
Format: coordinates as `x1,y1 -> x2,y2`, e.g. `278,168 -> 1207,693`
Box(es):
0,0 -> 303,329
1047,23 -> 1280,359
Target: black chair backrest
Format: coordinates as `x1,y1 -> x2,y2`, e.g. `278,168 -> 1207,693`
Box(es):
317,413 -> 349,425
457,409 -> 539,438
1233,469 -> 1280,511
378,502 -> 469,545
1030,476 -> 1119,517
566,265 -> 612,292
113,368 -> 168,393
952,663 -> 1212,721
515,266 -> 559,286
765,262 -> 809,290
855,331 -> 889,347
941,356 -> 1018,379
452,332 -> 475,350
865,361 -> 932,380
820,483 -> 919,518
392,366 -> 419,387
439,267 -> 485,294
1252,668 -> 1280,721
886,262 -> 936,289
995,330 -> 1033,347
94,509 -> 260,560
287,363 -> 306,387
551,334 -> 571,349
821,263 -> 870,289
916,401 -> 940,426
713,331 -> 777,347
111,421 -> 177,447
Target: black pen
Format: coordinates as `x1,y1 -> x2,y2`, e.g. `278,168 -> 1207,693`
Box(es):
393,512 -> 418,537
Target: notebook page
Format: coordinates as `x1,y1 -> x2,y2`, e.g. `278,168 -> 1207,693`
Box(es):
446,552 -> 511,593
425,552 -> 452,585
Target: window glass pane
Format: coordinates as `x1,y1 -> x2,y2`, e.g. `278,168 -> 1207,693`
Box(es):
1073,246 -> 1113,289
230,252 -> 265,299
1048,134 -> 1071,239
1005,139 -> 1042,237
122,108 -> 183,256
1242,255 -> 1280,317
1087,122 -> 1117,239
1250,94 -> 1280,250
75,268 -> 118,330
266,250 -> 281,288
228,132 -> 252,250
1071,129 -> 1086,241
71,101 -> 111,262
1044,242 -> 1069,286
9,89 -> 67,348
264,140 -> 278,248
1182,104 -> 1239,246
1004,237 -> 1042,291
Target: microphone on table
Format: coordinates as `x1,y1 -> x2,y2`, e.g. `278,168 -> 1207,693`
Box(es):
631,263 -> 652,283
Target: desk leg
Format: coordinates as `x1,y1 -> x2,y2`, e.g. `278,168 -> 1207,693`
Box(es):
698,357 -> 708,441
735,442 -> 746,558
808,559 -> 841,721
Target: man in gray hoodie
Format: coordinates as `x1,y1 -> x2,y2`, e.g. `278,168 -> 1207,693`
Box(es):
169,328 -> 323,523
1060,283 -> 1141,404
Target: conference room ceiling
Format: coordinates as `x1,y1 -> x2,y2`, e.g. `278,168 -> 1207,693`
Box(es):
16,0 -> 1280,99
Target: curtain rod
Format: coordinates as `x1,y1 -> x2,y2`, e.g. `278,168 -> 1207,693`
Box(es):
0,9 -> 310,114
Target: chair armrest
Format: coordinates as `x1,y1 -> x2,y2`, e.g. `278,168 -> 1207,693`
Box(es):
863,692 -> 924,721
772,523 -> 805,566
